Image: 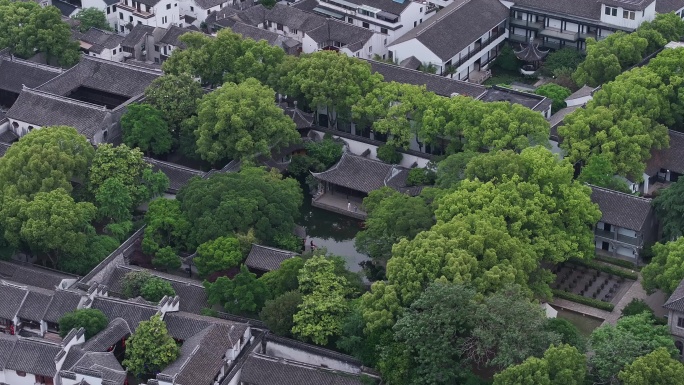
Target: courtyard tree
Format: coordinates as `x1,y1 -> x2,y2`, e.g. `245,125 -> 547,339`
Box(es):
577,154 -> 631,193
641,12 -> 684,43
494,344 -> 586,385
618,347 -> 684,385
140,275 -> 176,301
194,78 -> 299,163
142,199 -> 190,254
259,290 -> 303,337
642,237 -> 684,294
535,83 -> 572,113
544,318 -> 585,351
434,151 -> 478,189
177,167 -> 302,247
123,315 -> 179,377
653,178 -> 684,240
292,255 -> 353,345
355,187 -> 434,263
204,265 -> 269,315
231,39 -> 287,84
58,309 -> 109,339
194,236 -> 243,277
259,257 -> 305,298
572,43 -> 622,87
144,74 -> 204,133
95,177 -> 133,223
284,50 -> 383,128
588,312 -> 677,384
541,48 -> 585,75
73,8 -> 112,32
0,0 -> 80,66
121,104 -> 174,156
152,246 -> 181,272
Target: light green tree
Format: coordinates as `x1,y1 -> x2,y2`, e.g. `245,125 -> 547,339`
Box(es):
643,237 -> 684,294
95,177 -> 133,223
58,309 -> 109,339
144,74 -> 204,133
123,315 -> 179,377
535,83 -> 572,113
194,78 -> 299,163
494,344 -> 586,385
618,347 -> 684,385
152,246 -> 181,272
73,8 -> 112,32
194,236 -> 243,277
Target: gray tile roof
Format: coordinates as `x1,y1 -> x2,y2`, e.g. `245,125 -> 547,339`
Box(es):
82,318 -> 131,352
43,290 -> 82,323
645,130 -> 684,176
159,25 -> 196,47
73,28 -> 125,54
145,158 -> 206,193
235,4 -> 267,26
566,85 -> 597,102
0,282 -> 28,320
90,297 -> 158,330
548,105 -> 580,131
163,311 -> 247,340
0,142 -> 11,158
656,0 -> 684,13
0,334 -> 17,370
245,244 -> 297,272
664,278 -> 684,312
281,106 -> 313,129
307,19 -> 374,53
53,0 -> 78,16
480,86 -> 552,113
512,0 -> 602,22
0,57 -> 62,94
6,88 -> 110,140
194,0 -> 225,9
240,353 -> 367,385
17,290 -> 53,322
312,152 -> 418,195
601,0 -> 654,11
388,0 -> 508,61
37,55 -> 161,98
589,185 -> 653,232
230,22 -> 281,45
5,338 -> 61,377
122,24 -> 155,48
69,350 -> 127,385
329,0 -> 410,16
264,4 -> 326,32
367,60 -> 486,98
0,260 -> 77,290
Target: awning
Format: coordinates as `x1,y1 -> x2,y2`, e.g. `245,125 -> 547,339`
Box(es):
313,7 -> 343,18
377,10 -> 399,21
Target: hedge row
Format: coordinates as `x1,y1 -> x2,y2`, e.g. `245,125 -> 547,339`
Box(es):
552,289 -> 615,312
569,258 -> 639,281
594,255 -> 639,270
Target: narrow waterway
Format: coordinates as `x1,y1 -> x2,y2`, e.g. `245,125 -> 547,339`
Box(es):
298,190 -> 370,273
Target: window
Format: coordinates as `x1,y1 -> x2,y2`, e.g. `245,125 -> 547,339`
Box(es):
207,10 -> 210,15
154,45 -> 160,51
120,25 -> 125,32
291,28 -> 298,34
138,20 -> 142,24
277,22 -> 283,30
678,317 -> 684,328
380,27 -> 387,34
368,46 -> 372,52
174,3 -> 177,6
420,18 -> 422,23
112,49 -> 116,55
166,3 -> 170,9
348,17 -> 353,23
129,15 -> 133,22
605,6 -> 617,16
113,4 -> 116,10
119,12 -> 123,19
190,5 -> 194,10
16,371 -> 26,377
362,21 -> 369,28
623,10 -> 635,19
413,21 -> 417,27
154,58 -> 160,63
419,6 -> 422,11
107,6 -> 111,14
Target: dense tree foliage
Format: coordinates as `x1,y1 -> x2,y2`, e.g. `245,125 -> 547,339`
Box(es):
259,290 -> 303,337
642,237 -> 684,294
434,151 -> 477,189
493,344 -> 586,385
577,154 -> 631,192
58,309 -> 109,339
653,177 -> 684,240
142,199 -> 190,254
152,246 -> 181,272
123,315 -> 179,377
177,167 -> 302,247
0,0 -> 79,66
535,83 -> 571,113
121,104 -> 174,156
205,265 -> 268,315
73,8 -> 112,32
541,48 -> 585,75
259,257 -> 305,299
122,271 -> 176,301
544,318 -> 585,351
144,74 -> 204,133
588,312 -> 676,384
194,236 -> 243,277
355,187 -> 434,263
193,78 -> 299,163
618,347 -> 684,385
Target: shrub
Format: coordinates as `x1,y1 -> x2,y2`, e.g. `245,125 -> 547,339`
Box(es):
545,317 -> 585,351
140,277 -> 176,302
535,83 -> 572,113
493,44 -> 522,72
594,255 -> 638,270
376,144 -> 402,164
552,289 -> 615,311
406,168 -> 436,186
569,259 -> 638,280
122,271 -> 153,299
621,299 -> 654,318
542,48 -> 585,75
306,138 -> 343,169
58,309 -> 109,339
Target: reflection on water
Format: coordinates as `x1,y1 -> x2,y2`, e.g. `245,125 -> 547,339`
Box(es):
298,190 -> 370,273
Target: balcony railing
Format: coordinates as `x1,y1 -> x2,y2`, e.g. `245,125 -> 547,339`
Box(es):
617,234 -> 640,246
453,28 -> 505,68
509,18 -> 543,30
117,2 -> 154,18
539,27 -> 578,41
595,229 -> 614,239
594,229 -> 640,246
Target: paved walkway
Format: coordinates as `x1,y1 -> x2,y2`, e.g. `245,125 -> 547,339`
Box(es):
550,298 -> 612,320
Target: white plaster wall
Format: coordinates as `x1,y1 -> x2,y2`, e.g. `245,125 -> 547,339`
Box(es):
301,34 -> 319,54
617,228 -> 637,238
548,18 -> 562,29
390,39 -> 441,70
4,370 -> 40,385
600,2 -> 655,29
616,245 -> 635,258
264,342 -> 361,374
8,118 -> 39,138
451,32 -> 507,77
225,369 -> 241,385
566,95 -> 592,107
62,374 -> 104,385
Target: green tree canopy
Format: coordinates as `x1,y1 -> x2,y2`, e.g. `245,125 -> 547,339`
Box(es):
58,235 -> 120,275
95,177 -> 133,223
177,167 -> 302,247
292,255 -> 353,345
542,48 -> 585,75
535,83 -> 572,114
544,318 -> 585,351
123,315 -> 179,377
204,265 -> 268,315
0,0 -> 79,66
259,290 -> 303,337
73,8 -> 112,32
194,78 -> 299,163
434,151 -> 477,189
58,308 -> 109,339
284,50 -> 382,128
259,256 -> 305,299
88,144 -> 169,207
494,344 -> 586,385
588,312 -> 677,384
121,104 -> 174,156
140,275 -> 176,302
142,199 -> 190,254
573,32 -> 648,86
152,246 -> 181,272
653,178 -> 684,241
144,74 -> 204,133
194,236 -> 243,277
641,12 -> 684,42
642,237 -> 684,294
577,154 -> 631,193
355,187 -> 434,263
618,347 -> 684,385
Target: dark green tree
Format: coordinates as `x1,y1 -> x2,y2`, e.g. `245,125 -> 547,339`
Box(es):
259,290 -> 302,337
204,265 -> 269,315
144,74 -> 204,134
73,8 -> 112,32
642,237 -> 684,294
653,179 -> 684,240
140,276 -> 176,302
152,246 -> 182,272
259,257 -> 305,298
121,104 -> 174,156
58,309 -> 109,339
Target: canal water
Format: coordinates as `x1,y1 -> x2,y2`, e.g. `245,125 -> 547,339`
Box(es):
298,191 -> 370,273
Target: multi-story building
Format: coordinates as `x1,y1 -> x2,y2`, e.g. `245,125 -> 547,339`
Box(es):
506,0 -> 657,50
115,0 -> 181,35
